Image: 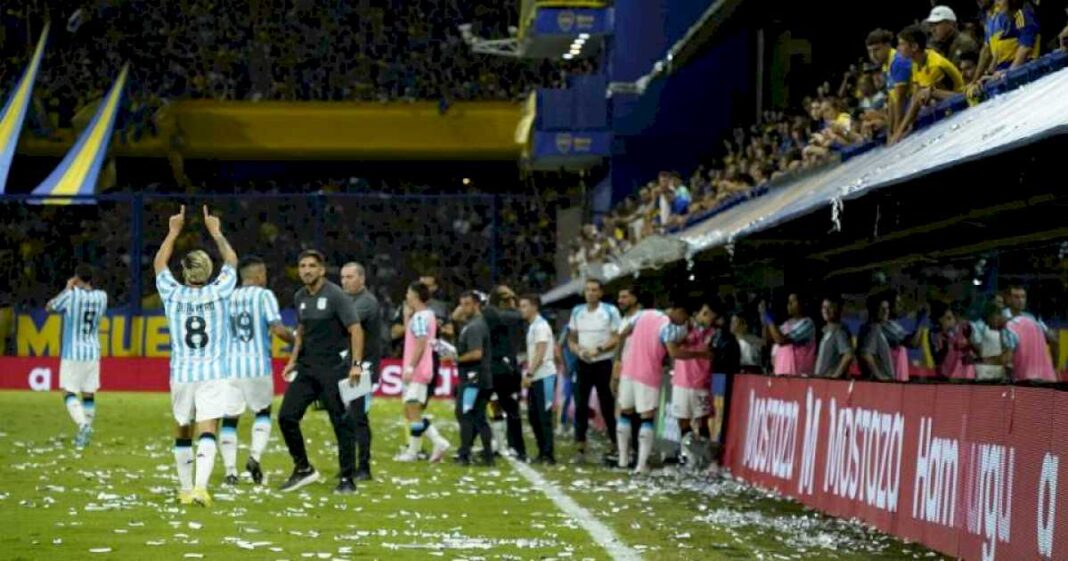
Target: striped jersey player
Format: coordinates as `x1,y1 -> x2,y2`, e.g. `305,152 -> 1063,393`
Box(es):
396,281 -> 450,463
218,255 -> 295,486
615,300 -> 690,475
154,205 -> 238,507
46,264 -> 107,449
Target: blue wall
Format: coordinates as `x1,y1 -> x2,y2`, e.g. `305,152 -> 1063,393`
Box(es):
608,0 -> 717,82
606,24 -> 754,206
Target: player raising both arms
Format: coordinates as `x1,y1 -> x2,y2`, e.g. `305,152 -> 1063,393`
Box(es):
46,264 -> 107,449
219,256 -> 295,486
155,205 -> 238,507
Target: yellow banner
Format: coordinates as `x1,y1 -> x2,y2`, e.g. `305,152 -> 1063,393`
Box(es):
16,313 -> 292,358
19,101 -> 522,160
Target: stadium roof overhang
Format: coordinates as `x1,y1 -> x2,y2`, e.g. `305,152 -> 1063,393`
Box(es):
543,66 -> 1068,305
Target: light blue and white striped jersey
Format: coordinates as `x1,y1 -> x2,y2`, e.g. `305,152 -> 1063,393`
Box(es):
50,287 -> 108,361
227,286 -> 283,379
409,309 -> 433,338
157,264 -> 237,383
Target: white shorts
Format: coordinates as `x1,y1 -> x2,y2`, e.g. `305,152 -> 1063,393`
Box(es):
59,359 -> 101,393
617,377 -> 660,414
671,386 -> 713,420
224,376 -> 275,417
171,379 -> 230,426
403,382 -> 429,404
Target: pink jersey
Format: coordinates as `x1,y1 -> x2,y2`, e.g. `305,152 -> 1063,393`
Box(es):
403,309 -> 437,385
673,324 -> 714,389
621,310 -> 679,387
936,325 -> 976,380
772,317 -> 817,376
1007,315 -> 1056,382
889,346 -> 911,382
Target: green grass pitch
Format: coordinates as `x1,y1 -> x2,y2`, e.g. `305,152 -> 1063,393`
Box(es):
0,391 -> 945,560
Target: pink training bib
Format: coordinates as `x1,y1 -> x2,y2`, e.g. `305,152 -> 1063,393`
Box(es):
889,346 -> 911,382
1007,316 -> 1056,382
622,311 -> 671,388
403,309 -> 437,385
673,325 -> 714,389
772,318 -> 816,376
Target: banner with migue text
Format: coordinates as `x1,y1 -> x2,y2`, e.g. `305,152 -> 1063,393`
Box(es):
723,374 -> 1068,561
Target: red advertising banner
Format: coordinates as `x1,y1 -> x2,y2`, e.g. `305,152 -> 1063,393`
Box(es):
724,374 -> 1068,561
0,357 -> 460,398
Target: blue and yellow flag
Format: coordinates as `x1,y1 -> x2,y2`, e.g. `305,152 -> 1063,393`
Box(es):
0,23 -> 49,193
32,64 -> 127,204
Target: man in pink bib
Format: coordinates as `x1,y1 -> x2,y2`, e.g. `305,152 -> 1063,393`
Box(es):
615,298 -> 689,475
1004,286 -> 1057,383
396,282 -> 450,462
760,293 -> 816,376
670,303 -> 716,468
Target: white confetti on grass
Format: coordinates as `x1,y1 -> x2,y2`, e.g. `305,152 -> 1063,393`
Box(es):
506,457 -> 642,561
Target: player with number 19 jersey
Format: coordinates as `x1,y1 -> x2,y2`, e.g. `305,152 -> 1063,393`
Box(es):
157,265 -> 237,383
227,286 -> 283,379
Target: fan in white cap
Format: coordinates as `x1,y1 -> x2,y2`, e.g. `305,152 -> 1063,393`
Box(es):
926,5 -> 957,23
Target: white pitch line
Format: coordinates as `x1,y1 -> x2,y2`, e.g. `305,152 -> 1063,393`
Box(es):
506,457 -> 643,561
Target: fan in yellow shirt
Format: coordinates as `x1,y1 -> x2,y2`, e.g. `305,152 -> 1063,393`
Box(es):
889,24 -> 965,144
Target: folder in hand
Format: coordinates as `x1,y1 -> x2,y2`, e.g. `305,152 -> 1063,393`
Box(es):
338,362 -> 373,407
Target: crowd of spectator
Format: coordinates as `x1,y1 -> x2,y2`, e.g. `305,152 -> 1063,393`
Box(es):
0,182 -> 556,324
0,0 -> 591,131
570,1 -> 1064,278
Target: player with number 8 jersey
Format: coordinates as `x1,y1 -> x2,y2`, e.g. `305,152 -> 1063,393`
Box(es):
154,205 -> 239,508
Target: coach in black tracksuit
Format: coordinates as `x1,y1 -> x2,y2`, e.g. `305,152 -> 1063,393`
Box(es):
279,250 -> 364,494
453,291 -> 494,465
483,287 -> 528,460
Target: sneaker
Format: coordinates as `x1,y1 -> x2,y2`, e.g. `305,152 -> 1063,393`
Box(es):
177,490 -> 194,506
354,470 -> 372,482
394,450 -> 419,462
191,487 -> 212,507
532,455 -> 556,466
223,474 -> 239,486
476,454 -> 496,467
632,465 -> 651,477
74,424 -> 93,449
571,450 -> 587,465
279,466 -> 320,493
245,458 -> 263,485
453,455 -> 472,466
334,478 -> 357,494
429,440 -> 450,463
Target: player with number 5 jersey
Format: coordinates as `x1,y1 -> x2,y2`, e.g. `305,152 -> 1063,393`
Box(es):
154,205 -> 239,508
46,264 -> 107,450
